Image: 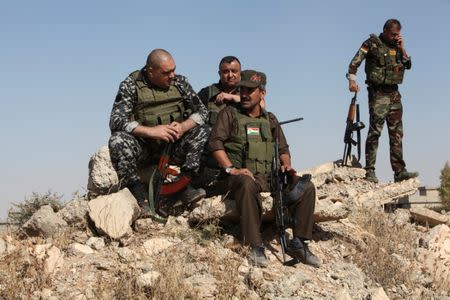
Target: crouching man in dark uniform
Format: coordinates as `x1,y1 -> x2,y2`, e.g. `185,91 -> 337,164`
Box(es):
208,70 -> 320,268
108,49 -> 209,214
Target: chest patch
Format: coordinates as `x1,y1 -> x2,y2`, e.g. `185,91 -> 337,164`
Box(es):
246,127 -> 260,136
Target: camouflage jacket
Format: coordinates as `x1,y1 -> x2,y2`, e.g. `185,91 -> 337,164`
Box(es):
347,34 -> 412,81
109,69 -> 208,133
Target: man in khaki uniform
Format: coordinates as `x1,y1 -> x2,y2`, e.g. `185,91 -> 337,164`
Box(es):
208,70 -> 320,268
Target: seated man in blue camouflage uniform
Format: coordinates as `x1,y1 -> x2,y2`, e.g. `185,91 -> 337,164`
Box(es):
108,49 -> 210,213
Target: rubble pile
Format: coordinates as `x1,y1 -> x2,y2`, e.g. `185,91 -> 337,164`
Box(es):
1,156 -> 449,299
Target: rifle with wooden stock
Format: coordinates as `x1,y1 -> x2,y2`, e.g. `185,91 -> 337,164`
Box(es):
341,92 -> 365,166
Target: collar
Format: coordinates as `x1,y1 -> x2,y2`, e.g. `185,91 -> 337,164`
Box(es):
238,104 -> 268,118
139,67 -> 177,90
218,81 -> 239,94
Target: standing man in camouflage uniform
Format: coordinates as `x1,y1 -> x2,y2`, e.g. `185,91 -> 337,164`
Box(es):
209,70 -> 320,268
108,49 -> 209,212
197,56 -> 241,126
347,19 -> 418,183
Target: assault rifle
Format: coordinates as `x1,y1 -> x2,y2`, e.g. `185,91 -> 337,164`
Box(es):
341,92 -> 365,166
271,117 -> 303,264
148,143 -> 191,221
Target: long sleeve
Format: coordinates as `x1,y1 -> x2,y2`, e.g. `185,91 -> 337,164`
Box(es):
347,39 -> 370,80
208,107 -> 234,152
109,76 -> 139,133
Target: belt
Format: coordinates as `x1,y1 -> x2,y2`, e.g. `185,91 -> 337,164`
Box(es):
369,84 -> 398,93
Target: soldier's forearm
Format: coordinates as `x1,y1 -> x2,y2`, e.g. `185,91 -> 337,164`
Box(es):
212,150 -> 233,168
131,125 -> 152,138
181,119 -> 197,133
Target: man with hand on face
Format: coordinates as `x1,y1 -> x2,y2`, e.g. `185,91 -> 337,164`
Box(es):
108,49 -> 209,214
197,56 -> 241,126
208,70 -> 320,268
347,19 -> 418,183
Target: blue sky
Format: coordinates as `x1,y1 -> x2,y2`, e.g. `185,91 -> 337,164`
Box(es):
1,1 -> 449,219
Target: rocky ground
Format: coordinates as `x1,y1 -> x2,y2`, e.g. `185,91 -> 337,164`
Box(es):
1,156 -> 450,299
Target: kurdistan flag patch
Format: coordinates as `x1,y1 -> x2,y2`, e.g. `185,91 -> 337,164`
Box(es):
247,127 -> 260,136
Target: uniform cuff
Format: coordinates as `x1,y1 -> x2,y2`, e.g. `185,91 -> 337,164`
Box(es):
189,113 -> 204,125
208,142 -> 225,152
125,121 -> 139,133
346,73 -> 357,81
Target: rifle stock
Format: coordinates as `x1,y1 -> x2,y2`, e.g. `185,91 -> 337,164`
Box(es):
341,93 -> 365,166
149,143 -> 191,220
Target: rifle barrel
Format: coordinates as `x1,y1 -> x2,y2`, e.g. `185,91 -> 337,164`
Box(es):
279,117 -> 304,125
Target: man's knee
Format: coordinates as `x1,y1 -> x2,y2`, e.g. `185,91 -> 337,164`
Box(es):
108,131 -> 140,159
232,175 -> 259,195
301,181 -> 316,203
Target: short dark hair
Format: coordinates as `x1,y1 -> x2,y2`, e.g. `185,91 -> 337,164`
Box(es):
383,19 -> 402,31
219,56 -> 241,69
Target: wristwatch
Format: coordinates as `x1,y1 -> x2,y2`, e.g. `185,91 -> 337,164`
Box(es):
224,166 -> 235,174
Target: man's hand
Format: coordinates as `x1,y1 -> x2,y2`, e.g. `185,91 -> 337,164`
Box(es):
215,92 -> 239,105
144,125 -> 179,143
229,168 -> 255,180
396,34 -> 405,51
281,165 -> 297,176
349,80 -> 359,93
169,121 -> 185,140
396,34 -> 409,58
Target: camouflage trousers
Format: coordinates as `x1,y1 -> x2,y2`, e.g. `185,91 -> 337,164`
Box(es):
365,88 -> 406,173
108,124 -> 210,188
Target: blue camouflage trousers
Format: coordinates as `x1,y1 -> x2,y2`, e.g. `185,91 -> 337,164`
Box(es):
108,124 -> 210,188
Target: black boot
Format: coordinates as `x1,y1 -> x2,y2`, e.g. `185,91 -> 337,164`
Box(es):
128,181 -> 151,217
178,169 -> 206,204
394,169 -> 419,182
179,185 -> 206,204
288,237 -> 321,267
248,245 -> 268,268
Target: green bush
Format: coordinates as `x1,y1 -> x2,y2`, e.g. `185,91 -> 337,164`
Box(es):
8,191 -> 64,225
439,161 -> 450,209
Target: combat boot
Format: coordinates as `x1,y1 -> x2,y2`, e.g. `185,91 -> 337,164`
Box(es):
180,185 -> 206,204
394,169 -> 419,182
128,181 -> 151,217
288,237 -> 321,268
365,169 -> 379,183
248,246 -> 268,268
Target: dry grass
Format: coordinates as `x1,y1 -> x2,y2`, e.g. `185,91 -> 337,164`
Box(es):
0,240 -> 51,299
191,219 -> 223,245
152,249 -> 194,299
349,208 -> 417,288
92,268 -> 151,299
207,248 -> 247,298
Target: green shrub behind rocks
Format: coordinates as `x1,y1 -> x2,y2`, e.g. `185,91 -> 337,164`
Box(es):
8,191 -> 64,225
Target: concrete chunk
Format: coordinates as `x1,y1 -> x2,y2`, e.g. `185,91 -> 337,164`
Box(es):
410,207 -> 449,227
357,178 -> 420,207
